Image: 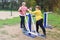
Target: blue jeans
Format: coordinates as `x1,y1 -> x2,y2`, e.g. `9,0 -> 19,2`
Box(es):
20,16 -> 27,31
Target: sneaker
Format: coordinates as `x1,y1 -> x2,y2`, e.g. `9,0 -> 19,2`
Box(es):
20,26 -> 22,28
22,28 -> 27,33
24,28 -> 27,31
41,35 -> 46,38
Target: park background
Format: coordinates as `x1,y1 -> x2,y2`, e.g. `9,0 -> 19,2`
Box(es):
0,0 -> 60,40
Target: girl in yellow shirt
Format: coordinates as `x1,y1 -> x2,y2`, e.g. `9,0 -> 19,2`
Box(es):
28,6 -> 46,37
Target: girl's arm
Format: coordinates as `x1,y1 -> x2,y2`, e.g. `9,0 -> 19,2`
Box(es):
28,9 -> 37,14
18,7 -> 21,12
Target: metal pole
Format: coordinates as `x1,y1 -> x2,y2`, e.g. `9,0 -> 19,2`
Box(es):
44,12 -> 48,28
44,12 -> 52,29
10,0 -> 12,16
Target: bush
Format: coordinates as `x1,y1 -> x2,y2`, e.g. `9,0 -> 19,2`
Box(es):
0,1 -> 19,10
56,8 -> 60,14
24,0 -> 36,7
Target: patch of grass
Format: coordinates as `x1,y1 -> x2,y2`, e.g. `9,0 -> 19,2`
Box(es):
0,17 -> 20,27
48,13 -> 60,28
4,17 -> 20,25
0,20 -> 5,28
0,13 -> 60,29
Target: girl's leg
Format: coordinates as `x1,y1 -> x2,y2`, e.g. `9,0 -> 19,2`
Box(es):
36,21 -> 39,33
20,16 -> 23,28
22,16 -> 25,28
20,16 -> 27,32
22,16 -> 27,31
39,19 -> 46,35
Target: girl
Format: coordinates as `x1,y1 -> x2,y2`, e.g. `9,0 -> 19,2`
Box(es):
18,2 -> 28,31
28,6 -> 46,37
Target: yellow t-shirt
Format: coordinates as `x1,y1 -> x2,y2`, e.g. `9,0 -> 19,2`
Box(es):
28,10 -> 43,21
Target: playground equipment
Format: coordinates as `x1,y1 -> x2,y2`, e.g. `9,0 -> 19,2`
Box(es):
24,13 -> 36,38
44,12 -> 52,28
23,12 -> 52,38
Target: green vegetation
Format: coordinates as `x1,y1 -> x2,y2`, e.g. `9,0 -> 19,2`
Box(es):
0,0 -> 60,14
0,1 -> 19,10
0,13 -> 60,29
0,17 -> 20,28
48,13 -> 60,28
24,0 -> 36,7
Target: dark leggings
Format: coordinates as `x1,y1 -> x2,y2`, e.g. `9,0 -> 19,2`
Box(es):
36,19 -> 46,35
20,16 -> 25,28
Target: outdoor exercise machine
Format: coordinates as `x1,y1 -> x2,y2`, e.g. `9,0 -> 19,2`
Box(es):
23,12 -> 52,38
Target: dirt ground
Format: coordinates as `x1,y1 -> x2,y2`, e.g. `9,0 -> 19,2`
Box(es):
0,24 -> 60,40
0,11 -> 60,40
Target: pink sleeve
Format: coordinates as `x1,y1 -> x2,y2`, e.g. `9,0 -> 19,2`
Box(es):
26,7 -> 28,11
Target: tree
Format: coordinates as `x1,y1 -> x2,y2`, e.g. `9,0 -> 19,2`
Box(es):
18,0 -> 24,6
24,0 -> 36,7
35,0 -> 60,12
18,0 -> 60,13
